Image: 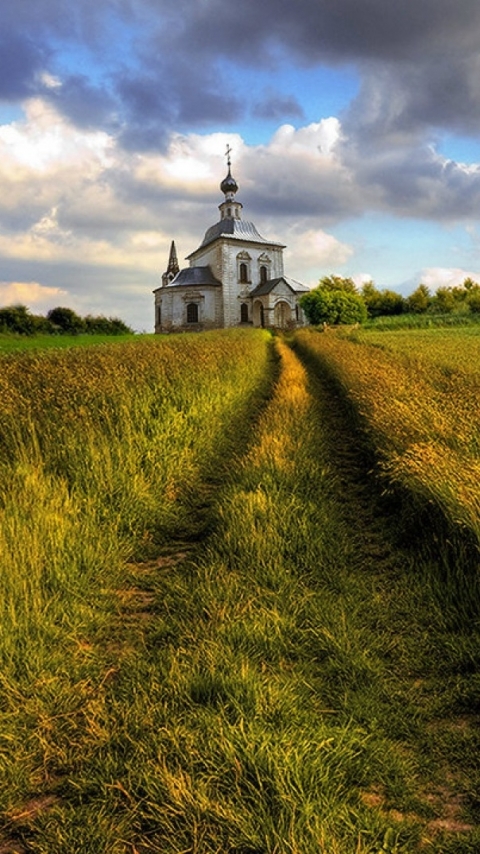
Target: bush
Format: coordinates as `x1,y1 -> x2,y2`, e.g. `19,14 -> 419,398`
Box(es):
47,307 -> 86,334
84,315 -> 133,334
0,305 -> 36,335
300,287 -> 367,326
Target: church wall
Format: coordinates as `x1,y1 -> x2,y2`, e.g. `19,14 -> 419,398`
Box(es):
189,239 -> 286,328
154,286 -> 222,332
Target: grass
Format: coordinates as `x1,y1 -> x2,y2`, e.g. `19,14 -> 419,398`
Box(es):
0,329 -> 479,852
0,332 -> 140,353
364,313 -> 480,331
294,327 -> 480,579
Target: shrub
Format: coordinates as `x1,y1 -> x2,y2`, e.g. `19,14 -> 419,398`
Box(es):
47,306 -> 86,334
300,288 -> 367,326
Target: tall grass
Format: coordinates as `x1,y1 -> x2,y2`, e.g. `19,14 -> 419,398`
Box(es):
1,331 -> 479,853
293,327 -> 480,614
0,330 -> 273,679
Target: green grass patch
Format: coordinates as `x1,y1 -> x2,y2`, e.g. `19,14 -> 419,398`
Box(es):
0,332 -> 141,353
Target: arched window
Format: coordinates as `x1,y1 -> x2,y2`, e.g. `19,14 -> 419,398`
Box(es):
260,265 -> 268,284
156,304 -> 162,327
240,303 -> 249,323
295,304 -> 299,321
186,303 -> 199,323
239,262 -> 249,283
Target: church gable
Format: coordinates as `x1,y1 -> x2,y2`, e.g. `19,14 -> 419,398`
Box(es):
250,276 -> 296,297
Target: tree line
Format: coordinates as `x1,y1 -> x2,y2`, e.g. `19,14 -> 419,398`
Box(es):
0,305 -> 132,336
300,275 -> 480,326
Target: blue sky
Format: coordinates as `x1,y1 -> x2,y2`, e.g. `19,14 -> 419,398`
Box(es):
1,0 -> 480,331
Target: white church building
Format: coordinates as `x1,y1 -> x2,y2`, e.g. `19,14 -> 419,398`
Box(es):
154,152 -> 309,333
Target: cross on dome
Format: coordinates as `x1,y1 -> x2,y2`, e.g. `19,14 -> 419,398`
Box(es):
220,143 -> 238,200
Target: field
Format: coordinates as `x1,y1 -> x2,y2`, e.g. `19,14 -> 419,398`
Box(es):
0,327 -> 479,853
0,333 -> 139,354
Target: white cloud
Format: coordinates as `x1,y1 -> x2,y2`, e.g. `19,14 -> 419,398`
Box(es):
268,118 -> 342,158
0,98 -> 112,172
285,228 -> 353,286
420,267 -> 480,291
0,281 -> 67,306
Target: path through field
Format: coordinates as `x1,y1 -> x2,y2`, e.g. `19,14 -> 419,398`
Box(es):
2,337 -> 478,854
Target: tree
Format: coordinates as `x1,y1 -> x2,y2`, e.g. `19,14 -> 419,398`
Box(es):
361,282 -> 405,317
0,305 -> 35,334
300,287 -> 367,326
318,274 -> 358,293
432,287 -> 456,314
407,284 -> 431,314
84,314 -> 133,334
466,286 -> 480,314
47,306 -> 85,334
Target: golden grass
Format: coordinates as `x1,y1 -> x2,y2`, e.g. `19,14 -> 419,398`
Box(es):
0,329 -> 272,675
294,327 -> 480,547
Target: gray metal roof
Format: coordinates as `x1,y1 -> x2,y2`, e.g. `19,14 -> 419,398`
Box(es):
166,266 -> 222,288
188,218 -> 285,257
250,276 -> 309,296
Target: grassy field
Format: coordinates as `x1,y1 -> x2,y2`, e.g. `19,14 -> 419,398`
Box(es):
0,332 -> 141,353
0,327 -> 479,853
294,327 -> 480,577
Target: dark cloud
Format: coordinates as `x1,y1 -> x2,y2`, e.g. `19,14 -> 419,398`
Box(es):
168,0 -> 480,66
0,34 -> 48,100
2,0 -> 480,228
252,94 -> 304,121
3,0 -> 480,146
145,0 -> 480,140
45,75 -> 119,130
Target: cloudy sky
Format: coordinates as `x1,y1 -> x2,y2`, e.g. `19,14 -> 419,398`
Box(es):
1,0 -> 480,331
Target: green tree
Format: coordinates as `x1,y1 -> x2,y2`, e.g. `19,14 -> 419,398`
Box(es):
318,274 -> 358,293
0,305 -> 35,334
466,285 -> 480,313
361,282 -> 405,317
47,307 -> 85,334
84,315 -> 132,334
407,284 -> 431,314
300,287 -> 367,326
432,286 -> 456,314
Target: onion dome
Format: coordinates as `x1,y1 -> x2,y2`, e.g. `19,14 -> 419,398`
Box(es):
220,167 -> 238,197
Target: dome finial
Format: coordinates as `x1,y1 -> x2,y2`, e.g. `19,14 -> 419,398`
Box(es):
220,143 -> 238,200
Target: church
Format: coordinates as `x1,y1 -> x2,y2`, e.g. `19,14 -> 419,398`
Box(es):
154,150 -> 309,333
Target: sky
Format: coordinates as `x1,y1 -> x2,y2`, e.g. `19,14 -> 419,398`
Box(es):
1,0 -> 480,331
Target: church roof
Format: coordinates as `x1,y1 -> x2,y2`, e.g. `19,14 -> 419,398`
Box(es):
165,265 -> 222,288
188,218 -> 285,257
250,276 -> 309,296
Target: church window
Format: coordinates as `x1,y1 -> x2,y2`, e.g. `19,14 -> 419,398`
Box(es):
239,262 -> 249,283
186,303 -> 199,323
228,208 -> 232,217
260,265 -> 268,284
156,304 -> 162,326
295,304 -> 299,321
240,303 -> 249,323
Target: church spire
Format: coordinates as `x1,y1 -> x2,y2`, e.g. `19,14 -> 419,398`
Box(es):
167,240 -> 179,275
162,239 -> 180,287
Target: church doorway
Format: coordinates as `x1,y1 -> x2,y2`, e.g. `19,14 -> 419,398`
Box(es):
252,300 -> 265,328
274,301 -> 291,329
